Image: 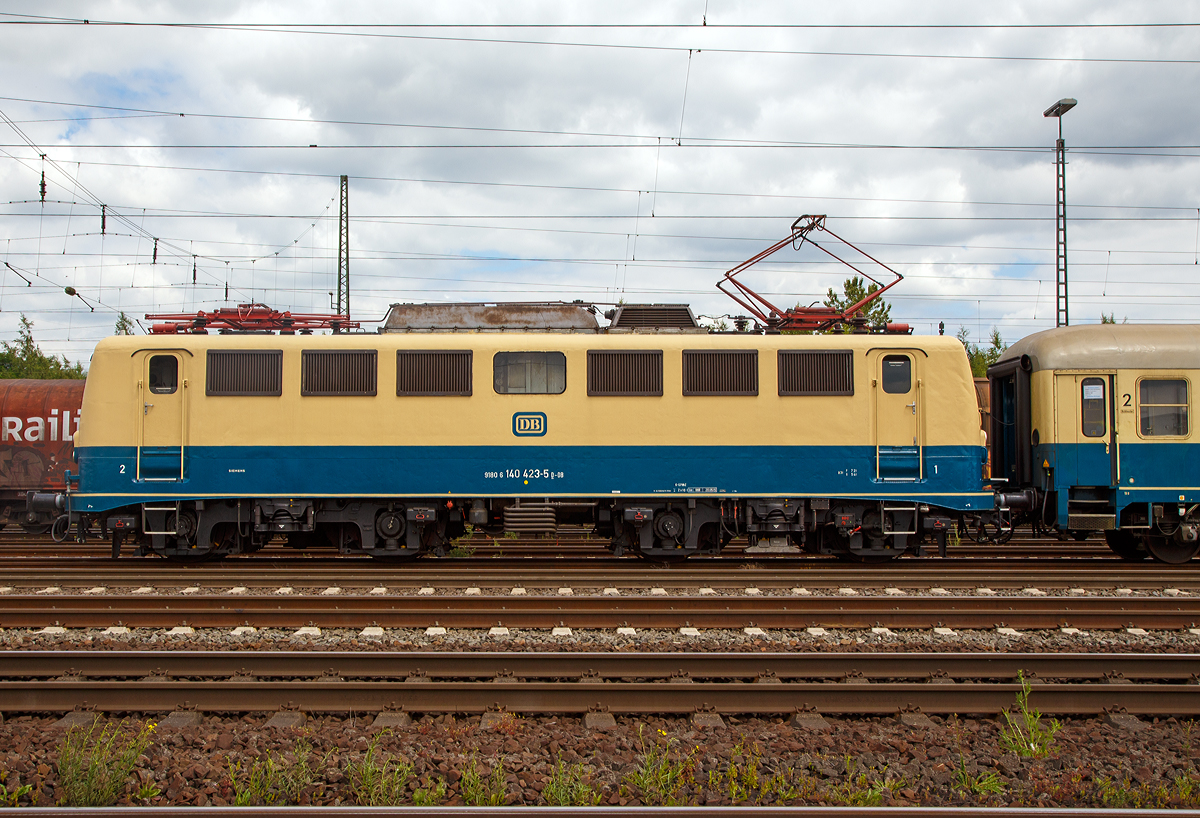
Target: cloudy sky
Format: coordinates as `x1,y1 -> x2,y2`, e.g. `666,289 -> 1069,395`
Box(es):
1,1 -> 1198,363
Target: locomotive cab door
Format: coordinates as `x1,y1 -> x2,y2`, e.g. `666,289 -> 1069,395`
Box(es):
1054,372 -> 1117,489
873,351 -> 922,481
138,352 -> 188,481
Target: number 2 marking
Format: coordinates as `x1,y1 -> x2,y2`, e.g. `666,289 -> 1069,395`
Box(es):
1123,394 -> 1131,407
119,464 -> 126,474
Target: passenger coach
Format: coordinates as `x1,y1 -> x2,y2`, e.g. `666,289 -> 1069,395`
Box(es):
70,329 -> 990,561
989,324 -> 1200,563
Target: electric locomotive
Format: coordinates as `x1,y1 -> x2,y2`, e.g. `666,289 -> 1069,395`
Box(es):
62,318 -> 991,561
988,324 -> 1200,564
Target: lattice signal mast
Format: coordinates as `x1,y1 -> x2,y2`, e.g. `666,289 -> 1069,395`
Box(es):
717,215 -> 909,334
337,174 -> 350,322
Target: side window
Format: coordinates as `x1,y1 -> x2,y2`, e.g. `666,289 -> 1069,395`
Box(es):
493,352 -> 566,395
148,355 -> 178,394
881,355 -> 911,394
1140,379 -> 1188,436
1081,377 -> 1106,437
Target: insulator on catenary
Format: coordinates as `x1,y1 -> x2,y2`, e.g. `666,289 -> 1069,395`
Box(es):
152,238 -> 157,264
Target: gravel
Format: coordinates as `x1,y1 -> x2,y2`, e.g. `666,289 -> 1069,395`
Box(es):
2,708 -> 1198,807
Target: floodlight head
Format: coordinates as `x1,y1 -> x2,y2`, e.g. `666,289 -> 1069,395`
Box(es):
1043,98 -> 1078,118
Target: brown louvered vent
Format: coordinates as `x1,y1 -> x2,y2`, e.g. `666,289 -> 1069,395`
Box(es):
206,350 -> 283,396
778,350 -> 854,396
397,350 -> 472,396
609,304 -> 699,329
302,349 -> 377,396
683,350 -> 758,396
587,350 -> 663,396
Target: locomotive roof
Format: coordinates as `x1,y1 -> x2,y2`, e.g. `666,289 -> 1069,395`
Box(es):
997,324 -> 1200,372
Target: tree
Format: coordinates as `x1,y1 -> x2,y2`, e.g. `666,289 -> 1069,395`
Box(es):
114,312 -> 136,335
824,275 -> 893,328
0,315 -> 86,379
1100,312 -> 1127,324
957,326 -> 1007,378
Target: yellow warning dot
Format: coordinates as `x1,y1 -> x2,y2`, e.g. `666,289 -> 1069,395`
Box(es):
524,479 -> 529,485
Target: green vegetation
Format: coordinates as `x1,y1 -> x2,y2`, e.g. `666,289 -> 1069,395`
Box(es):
459,756 -> 508,806
957,326 -> 1007,377
345,731 -> 413,806
412,776 -> 447,806
226,739 -> 323,806
542,758 -> 602,806
114,312 -> 136,335
953,758 -> 1005,796
57,718 -> 156,806
999,671 -> 1062,758
824,275 -> 893,328
0,775 -> 33,807
622,727 -> 697,806
1095,774 -> 1200,809
0,315 -> 86,379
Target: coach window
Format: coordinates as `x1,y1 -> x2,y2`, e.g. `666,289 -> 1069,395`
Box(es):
1081,377 -> 1106,437
148,355 -> 178,394
881,355 -> 911,394
1139,378 -> 1188,437
494,352 -> 566,395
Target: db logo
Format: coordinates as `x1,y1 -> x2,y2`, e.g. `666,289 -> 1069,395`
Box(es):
512,412 -> 547,437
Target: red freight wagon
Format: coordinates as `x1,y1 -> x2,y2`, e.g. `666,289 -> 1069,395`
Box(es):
0,379 -> 85,531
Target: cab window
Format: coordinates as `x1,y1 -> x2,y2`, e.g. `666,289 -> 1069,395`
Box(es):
1081,377 -> 1106,437
1140,379 -> 1188,436
148,355 -> 178,394
881,355 -> 911,394
494,352 -> 566,395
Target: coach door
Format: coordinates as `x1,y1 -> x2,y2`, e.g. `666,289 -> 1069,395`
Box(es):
138,352 -> 188,481
873,351 -> 922,481
1055,372 -> 1117,488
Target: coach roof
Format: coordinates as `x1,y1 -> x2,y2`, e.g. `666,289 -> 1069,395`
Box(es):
997,324 -> 1200,372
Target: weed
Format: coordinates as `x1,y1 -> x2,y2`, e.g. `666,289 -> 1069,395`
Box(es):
708,738 -> 762,803
134,781 -> 162,803
1,775 -> 33,807
624,726 -> 696,806
57,717 -> 156,807
460,756 -> 507,806
446,544 -> 475,558
345,731 -> 413,806
227,739 -> 323,806
952,758 -> 1005,797
413,776 -> 447,806
491,712 -> 526,736
1096,774 -> 1200,809
542,758 -> 602,806
504,530 -> 519,540
999,671 -> 1061,758
826,773 -> 887,807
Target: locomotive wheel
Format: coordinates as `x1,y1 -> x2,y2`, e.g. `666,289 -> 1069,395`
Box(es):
1103,530 -> 1146,561
1144,534 -> 1200,565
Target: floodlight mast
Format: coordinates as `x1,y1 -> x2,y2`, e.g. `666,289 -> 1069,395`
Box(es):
1044,97 -> 1077,327
716,215 -> 909,333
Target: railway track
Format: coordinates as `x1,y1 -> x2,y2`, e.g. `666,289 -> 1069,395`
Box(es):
3,650 -> 1198,716
0,559 -> 1196,591
3,590 -> 1198,629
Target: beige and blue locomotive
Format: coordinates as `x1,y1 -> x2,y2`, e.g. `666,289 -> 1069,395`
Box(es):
988,324 -> 1200,564
65,328 -> 991,561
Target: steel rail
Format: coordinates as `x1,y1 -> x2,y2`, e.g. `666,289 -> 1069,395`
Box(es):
2,653 -> 1198,714
4,650 -> 1196,680
0,560 -> 1197,590
1,593 -> 1197,628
